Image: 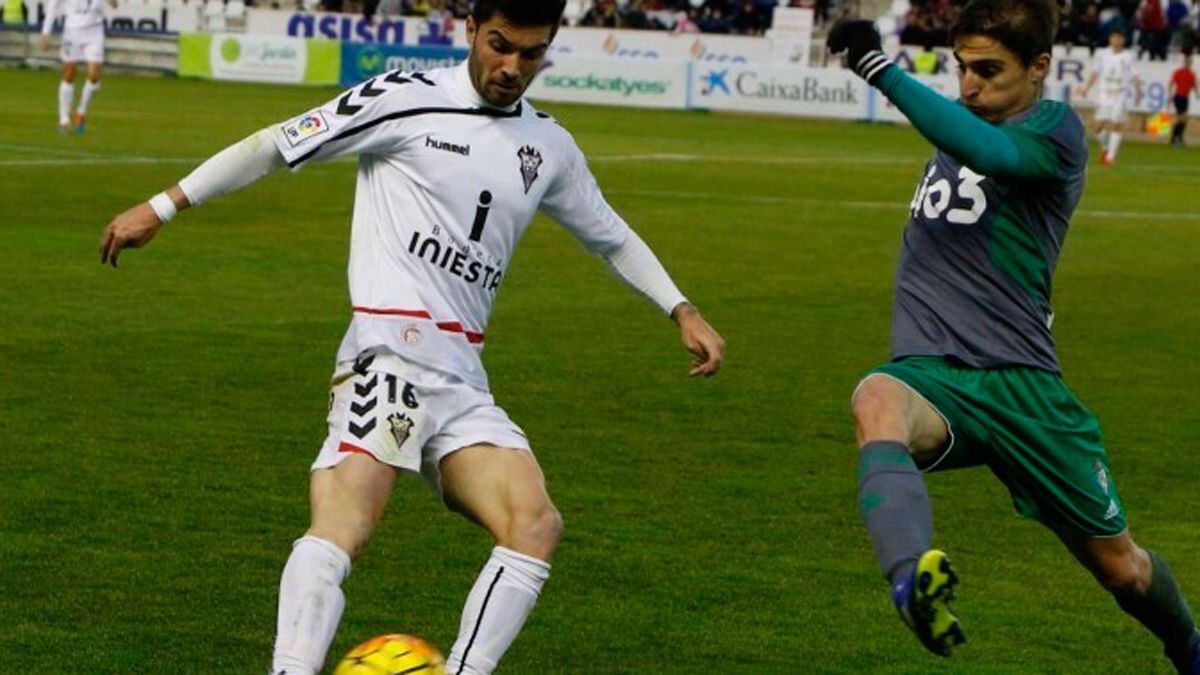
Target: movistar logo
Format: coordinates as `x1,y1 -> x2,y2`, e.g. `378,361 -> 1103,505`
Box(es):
357,47 -> 384,76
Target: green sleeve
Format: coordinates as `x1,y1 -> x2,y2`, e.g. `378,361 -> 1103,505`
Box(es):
876,66 -> 1029,178
997,108 -> 1069,180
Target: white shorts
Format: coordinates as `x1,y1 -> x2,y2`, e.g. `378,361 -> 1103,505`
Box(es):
313,351 -> 531,491
61,25 -> 104,64
1094,99 -> 1128,124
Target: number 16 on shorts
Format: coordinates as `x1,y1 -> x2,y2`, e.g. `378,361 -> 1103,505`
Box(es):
330,354 -> 425,471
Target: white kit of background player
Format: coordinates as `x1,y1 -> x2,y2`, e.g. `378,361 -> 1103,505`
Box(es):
97,4 -> 725,674
40,0 -> 117,133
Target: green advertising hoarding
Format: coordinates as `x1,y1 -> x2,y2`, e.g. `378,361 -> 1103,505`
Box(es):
179,32 -> 339,86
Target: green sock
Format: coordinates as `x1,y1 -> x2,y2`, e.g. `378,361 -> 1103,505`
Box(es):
1114,550 -> 1198,672
857,440 -> 932,585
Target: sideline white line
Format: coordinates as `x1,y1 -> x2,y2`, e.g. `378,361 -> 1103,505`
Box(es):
610,189 -> 1200,222
4,153 -> 1197,221
592,153 -> 915,165
591,152 -> 1200,174
0,157 -> 203,166
0,142 -> 108,157
5,149 -> 1198,175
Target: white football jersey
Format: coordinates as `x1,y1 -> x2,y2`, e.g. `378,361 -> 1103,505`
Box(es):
273,62 -> 634,391
41,0 -> 105,33
1094,48 -> 1137,103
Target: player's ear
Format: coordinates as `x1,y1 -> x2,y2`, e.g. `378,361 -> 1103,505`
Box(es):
1029,52 -> 1051,86
466,15 -> 477,44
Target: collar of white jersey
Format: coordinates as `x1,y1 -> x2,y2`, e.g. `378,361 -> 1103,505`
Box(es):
452,60 -> 523,114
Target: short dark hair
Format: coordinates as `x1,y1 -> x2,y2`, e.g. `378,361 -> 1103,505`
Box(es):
949,0 -> 1058,66
470,0 -> 567,28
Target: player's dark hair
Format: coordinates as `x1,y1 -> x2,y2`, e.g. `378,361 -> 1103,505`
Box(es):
949,0 -> 1058,66
471,0 -> 567,29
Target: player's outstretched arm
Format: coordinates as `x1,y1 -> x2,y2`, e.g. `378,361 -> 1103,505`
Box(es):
828,20 -> 1025,178
672,302 -> 726,378
98,127 -> 285,268
539,130 -> 724,377
599,231 -> 725,378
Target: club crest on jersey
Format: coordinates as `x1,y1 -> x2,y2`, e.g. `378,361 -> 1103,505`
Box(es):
282,111 -> 330,147
387,412 -> 414,448
517,145 -> 543,194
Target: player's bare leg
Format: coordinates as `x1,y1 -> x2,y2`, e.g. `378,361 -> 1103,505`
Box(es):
1054,526 -> 1200,673
440,444 -> 562,675
74,61 -> 103,133
58,61 -> 77,133
271,454 -> 398,675
1093,119 -> 1122,165
853,374 -> 965,655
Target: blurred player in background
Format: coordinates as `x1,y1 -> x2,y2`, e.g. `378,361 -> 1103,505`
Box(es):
97,0 -> 725,673
830,1 -> 1200,670
40,0 -> 117,133
1168,54 -> 1196,147
1079,28 -> 1142,164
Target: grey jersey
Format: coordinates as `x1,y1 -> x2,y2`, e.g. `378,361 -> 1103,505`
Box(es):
890,101 -> 1089,372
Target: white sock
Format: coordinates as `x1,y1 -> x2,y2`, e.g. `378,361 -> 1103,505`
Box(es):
58,80 -> 74,125
446,547 -> 551,675
1108,131 -> 1122,159
272,535 -> 352,675
78,80 -> 100,114
1097,129 -> 1110,147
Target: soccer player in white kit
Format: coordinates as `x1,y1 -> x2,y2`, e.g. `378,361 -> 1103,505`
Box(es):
39,0 -> 116,133
1079,29 -> 1141,165
97,1 -> 726,673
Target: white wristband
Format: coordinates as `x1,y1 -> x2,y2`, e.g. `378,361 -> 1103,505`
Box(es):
148,192 -> 177,224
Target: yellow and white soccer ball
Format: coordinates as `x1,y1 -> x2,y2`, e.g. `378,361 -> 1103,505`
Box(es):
333,634 -> 447,675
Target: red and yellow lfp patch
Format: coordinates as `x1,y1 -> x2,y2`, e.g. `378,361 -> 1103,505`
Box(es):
282,110 -> 330,148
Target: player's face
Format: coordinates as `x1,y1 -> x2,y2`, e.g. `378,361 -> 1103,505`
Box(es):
466,14 -> 553,108
1109,30 -> 1126,51
954,34 -> 1049,123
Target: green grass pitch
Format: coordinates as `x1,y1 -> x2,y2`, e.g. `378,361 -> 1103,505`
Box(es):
1,66 -> 1198,672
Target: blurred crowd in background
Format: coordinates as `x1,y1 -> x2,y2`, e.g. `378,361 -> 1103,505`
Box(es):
900,0 -> 1199,57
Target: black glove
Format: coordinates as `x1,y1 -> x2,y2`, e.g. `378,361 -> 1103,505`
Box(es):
827,20 -> 892,86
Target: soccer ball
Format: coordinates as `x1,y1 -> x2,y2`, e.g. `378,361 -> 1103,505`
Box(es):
332,634 -> 447,675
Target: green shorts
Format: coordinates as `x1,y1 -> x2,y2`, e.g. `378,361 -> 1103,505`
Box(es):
866,356 -> 1127,538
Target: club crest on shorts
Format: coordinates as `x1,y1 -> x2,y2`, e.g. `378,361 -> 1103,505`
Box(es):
387,412 -> 414,448
517,145 -> 543,194
1094,460 -> 1110,494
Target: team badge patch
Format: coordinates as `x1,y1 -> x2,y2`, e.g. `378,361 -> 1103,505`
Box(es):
387,412 -> 414,448
282,111 -> 330,148
517,145 -> 543,194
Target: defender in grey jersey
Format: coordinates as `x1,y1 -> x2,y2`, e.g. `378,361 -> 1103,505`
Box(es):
830,0 -> 1200,670
891,100 -> 1086,373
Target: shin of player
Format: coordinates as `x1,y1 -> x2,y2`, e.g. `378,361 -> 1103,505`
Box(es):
830,3 -> 1199,669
